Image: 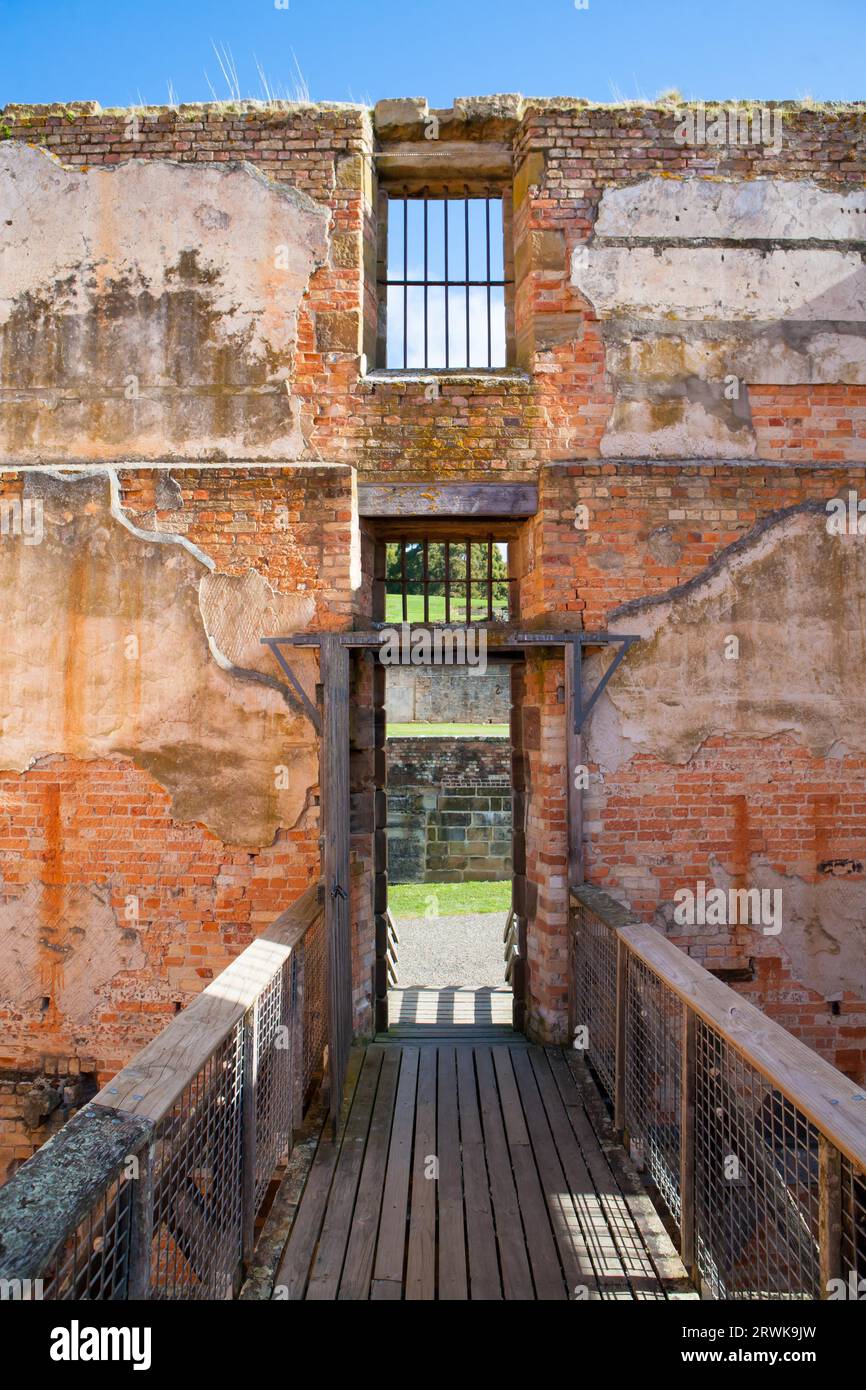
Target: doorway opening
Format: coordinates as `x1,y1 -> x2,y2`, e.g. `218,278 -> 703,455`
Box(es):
368,524 -> 528,1038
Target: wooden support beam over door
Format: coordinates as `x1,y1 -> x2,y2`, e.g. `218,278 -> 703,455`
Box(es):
358,482 -> 538,518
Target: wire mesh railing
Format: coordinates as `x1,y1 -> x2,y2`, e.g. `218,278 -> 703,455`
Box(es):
0,882 -> 326,1302
571,885 -> 866,1301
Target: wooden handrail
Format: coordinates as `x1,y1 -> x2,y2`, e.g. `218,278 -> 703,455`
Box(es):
572,885 -> 866,1174
94,881 -> 323,1123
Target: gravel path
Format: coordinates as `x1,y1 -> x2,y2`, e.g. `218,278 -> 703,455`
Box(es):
391,910 -> 508,988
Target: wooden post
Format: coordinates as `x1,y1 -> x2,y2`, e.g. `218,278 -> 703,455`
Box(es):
241,1000 -> 259,1267
127,1139 -> 155,1300
290,943 -> 306,1133
614,937 -> 628,1137
320,636 -> 353,1134
818,1135 -> 842,1298
680,1006 -> 697,1276
563,639 -> 584,890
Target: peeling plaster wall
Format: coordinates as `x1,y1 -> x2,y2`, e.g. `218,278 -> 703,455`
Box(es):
534,460 -> 866,1077
0,462 -> 360,1088
573,177 -> 866,458
0,145 -> 329,460
0,471 -> 317,845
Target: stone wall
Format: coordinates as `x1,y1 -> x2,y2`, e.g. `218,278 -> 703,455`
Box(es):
385,666 -> 511,725
387,737 -> 511,884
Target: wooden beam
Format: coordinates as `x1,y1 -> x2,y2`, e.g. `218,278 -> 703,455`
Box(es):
357,482 -> 537,519
563,639 -> 583,890
320,636 -> 353,1133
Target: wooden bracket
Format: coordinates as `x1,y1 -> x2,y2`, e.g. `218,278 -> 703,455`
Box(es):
568,633 -> 639,735
260,637 -> 322,734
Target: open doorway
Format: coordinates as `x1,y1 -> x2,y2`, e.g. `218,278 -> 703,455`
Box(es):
372,530 -> 525,1038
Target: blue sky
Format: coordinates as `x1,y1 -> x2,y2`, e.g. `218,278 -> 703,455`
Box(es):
0,0 -> 863,110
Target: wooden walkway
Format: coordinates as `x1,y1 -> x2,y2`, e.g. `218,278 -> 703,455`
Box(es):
385,986 -> 515,1041
273,1037 -> 695,1301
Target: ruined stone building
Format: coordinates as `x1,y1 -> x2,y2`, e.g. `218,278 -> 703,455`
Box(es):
1,93 -> 865,1184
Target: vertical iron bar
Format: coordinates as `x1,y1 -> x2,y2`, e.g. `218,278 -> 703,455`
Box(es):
466,538 -> 471,622
402,195 -> 408,370
445,539 -> 451,623
486,196 -> 492,369
444,199 -> 450,368
423,191 -> 428,371
400,538 -> 407,623
464,192 -> 470,368
486,535 -> 493,621
422,537 -> 429,623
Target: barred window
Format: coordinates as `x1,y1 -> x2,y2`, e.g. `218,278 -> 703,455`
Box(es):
384,537 -> 511,623
382,193 -> 510,370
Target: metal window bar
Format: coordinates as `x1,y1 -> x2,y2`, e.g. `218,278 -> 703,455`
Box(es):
384,192 -> 510,369
385,536 -> 512,624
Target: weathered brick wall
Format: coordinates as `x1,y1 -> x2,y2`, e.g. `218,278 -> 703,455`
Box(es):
387,736 -> 510,788
0,1063 -> 96,1186
0,463 -> 359,1091
5,100 -> 866,483
1,93 -> 865,1094
530,459 -> 866,1078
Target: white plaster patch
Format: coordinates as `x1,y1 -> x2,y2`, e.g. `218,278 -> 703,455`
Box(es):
599,399 -> 756,459
0,143 -> 327,349
0,883 -> 146,1025
709,857 -> 866,1002
572,245 -> 866,322
593,176 -> 866,242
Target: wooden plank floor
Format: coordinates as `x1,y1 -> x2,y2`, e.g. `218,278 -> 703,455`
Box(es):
273,1041 -> 696,1301
384,986 -> 516,1041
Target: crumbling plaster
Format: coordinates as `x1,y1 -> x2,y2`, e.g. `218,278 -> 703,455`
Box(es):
584,502 -> 866,1000
0,470 -> 319,846
572,177 -> 866,457
0,143 -> 330,460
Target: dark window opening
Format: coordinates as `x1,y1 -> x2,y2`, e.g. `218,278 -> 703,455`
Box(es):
384,537 -> 511,623
382,192 -> 510,370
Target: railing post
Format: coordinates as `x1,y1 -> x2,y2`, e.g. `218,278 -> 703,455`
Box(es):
291,942 -> 306,1134
613,936 -> 627,1136
127,1138 -> 155,1300
241,999 -> 260,1268
818,1135 -> 842,1298
679,1006 -> 696,1279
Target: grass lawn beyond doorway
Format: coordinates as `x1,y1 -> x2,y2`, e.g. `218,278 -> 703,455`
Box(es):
388,880 -> 511,916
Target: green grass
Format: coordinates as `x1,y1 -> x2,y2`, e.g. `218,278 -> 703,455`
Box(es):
387,722 -> 509,738
384,593 -> 508,623
389,880 -> 511,917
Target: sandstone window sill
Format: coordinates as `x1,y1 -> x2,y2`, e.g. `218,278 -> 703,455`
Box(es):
362,367 -> 531,386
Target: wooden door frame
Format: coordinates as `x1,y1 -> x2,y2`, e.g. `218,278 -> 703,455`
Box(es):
266,625 -> 638,1050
